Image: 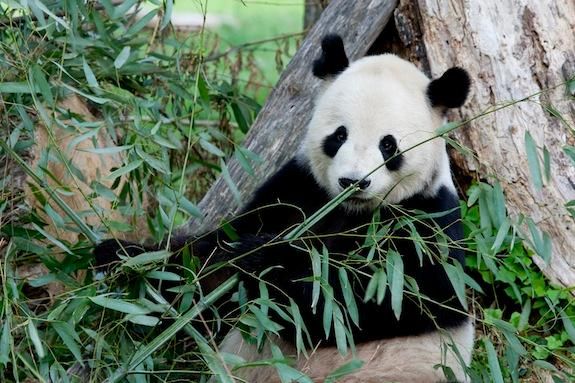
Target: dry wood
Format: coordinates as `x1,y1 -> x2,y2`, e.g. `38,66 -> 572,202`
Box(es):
185,0 -> 398,233
304,0 -> 331,30
411,0 -> 575,287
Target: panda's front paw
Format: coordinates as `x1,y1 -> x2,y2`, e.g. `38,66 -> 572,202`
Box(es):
93,239 -> 146,272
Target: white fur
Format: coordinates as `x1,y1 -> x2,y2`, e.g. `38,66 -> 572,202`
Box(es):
301,54 -> 448,212
212,319 -> 474,383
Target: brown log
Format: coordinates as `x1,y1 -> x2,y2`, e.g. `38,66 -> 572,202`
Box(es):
185,0 -> 398,233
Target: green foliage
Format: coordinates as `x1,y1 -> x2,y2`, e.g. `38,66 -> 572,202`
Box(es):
463,182 -> 575,382
2,1 -> 574,382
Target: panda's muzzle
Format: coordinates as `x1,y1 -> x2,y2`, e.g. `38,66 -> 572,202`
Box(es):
338,177 -> 371,191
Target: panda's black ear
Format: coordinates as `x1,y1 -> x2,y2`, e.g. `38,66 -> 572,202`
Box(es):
427,67 -> 471,108
313,34 -> 349,79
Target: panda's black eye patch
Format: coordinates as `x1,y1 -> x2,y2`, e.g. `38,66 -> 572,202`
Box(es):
379,135 -> 403,171
323,125 -> 347,158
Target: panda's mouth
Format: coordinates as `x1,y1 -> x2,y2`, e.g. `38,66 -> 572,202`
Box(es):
347,196 -> 369,202
346,195 -> 374,205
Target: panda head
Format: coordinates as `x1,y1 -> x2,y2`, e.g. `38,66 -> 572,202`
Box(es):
302,34 -> 471,212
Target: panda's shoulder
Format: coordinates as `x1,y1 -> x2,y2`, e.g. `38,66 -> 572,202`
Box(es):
242,157 -> 328,213
403,185 -> 459,212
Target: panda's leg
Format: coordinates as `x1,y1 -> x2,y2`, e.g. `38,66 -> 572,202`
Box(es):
294,319 -> 474,383
93,239 -> 153,272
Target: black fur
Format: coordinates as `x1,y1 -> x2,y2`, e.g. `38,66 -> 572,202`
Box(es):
93,239 -> 149,273
379,134 -> 403,171
312,34 -> 349,79
94,158 -> 467,346
427,67 -> 471,108
322,125 -> 347,158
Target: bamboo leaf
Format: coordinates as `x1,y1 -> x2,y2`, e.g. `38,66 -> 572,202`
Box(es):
333,305 -> 347,355
338,267 -> 359,326
525,131 -> 543,190
289,299 -> 307,356
491,218 -> 510,252
220,159 -> 242,205
60,82 -> 110,104
271,344 -> 313,383
0,321 -> 11,366
543,146 -> 551,182
322,285 -> 333,339
27,320 -> 45,359
527,218 -> 552,264
126,315 -> 160,327
324,359 -> 364,383
161,0 -> 173,30
387,250 -> 404,320
146,271 -> 182,281
114,46 -> 131,69
231,102 -> 250,133
505,345 -> 520,383
0,82 -> 34,93
30,64 -> 54,105
32,223 -> 73,255
135,146 -> 170,174
178,196 -> 203,218
284,186 -> 357,241
533,360 -> 559,372
66,128 -> 100,151
443,262 -> 468,311
104,159 -> 143,181
518,299 -> 531,331
89,296 -> 151,315
560,311 -> 575,344
311,247 -> 321,312
564,146 -> 575,165
81,145 -> 132,154
126,9 -> 158,36
122,250 -> 171,269
363,271 -> 378,303
376,269 -> 387,305
436,121 -> 461,135
484,338 -> 504,383
200,139 -> 225,157
52,322 -> 83,365
32,0 -> 70,29
82,57 -> 99,88
111,0 -> 138,19
490,318 -> 527,356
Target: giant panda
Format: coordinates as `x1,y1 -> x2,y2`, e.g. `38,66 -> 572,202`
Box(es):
95,34 -> 474,383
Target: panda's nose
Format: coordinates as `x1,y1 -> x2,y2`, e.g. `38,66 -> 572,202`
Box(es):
339,177 -> 371,190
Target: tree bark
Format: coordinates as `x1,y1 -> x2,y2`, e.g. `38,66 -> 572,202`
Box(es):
411,1 -> 575,287
303,0 -> 331,30
185,0 -> 398,232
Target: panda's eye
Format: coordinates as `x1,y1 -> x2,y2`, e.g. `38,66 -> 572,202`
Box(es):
379,134 -> 403,171
322,126 -> 348,158
380,135 -> 397,153
335,126 -> 347,142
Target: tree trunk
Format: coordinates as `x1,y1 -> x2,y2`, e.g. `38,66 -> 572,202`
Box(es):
303,0 -> 331,30
410,1 -> 575,287
187,0 -> 575,288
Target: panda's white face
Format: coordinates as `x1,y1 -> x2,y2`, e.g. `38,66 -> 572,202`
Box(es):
303,54 -> 452,212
